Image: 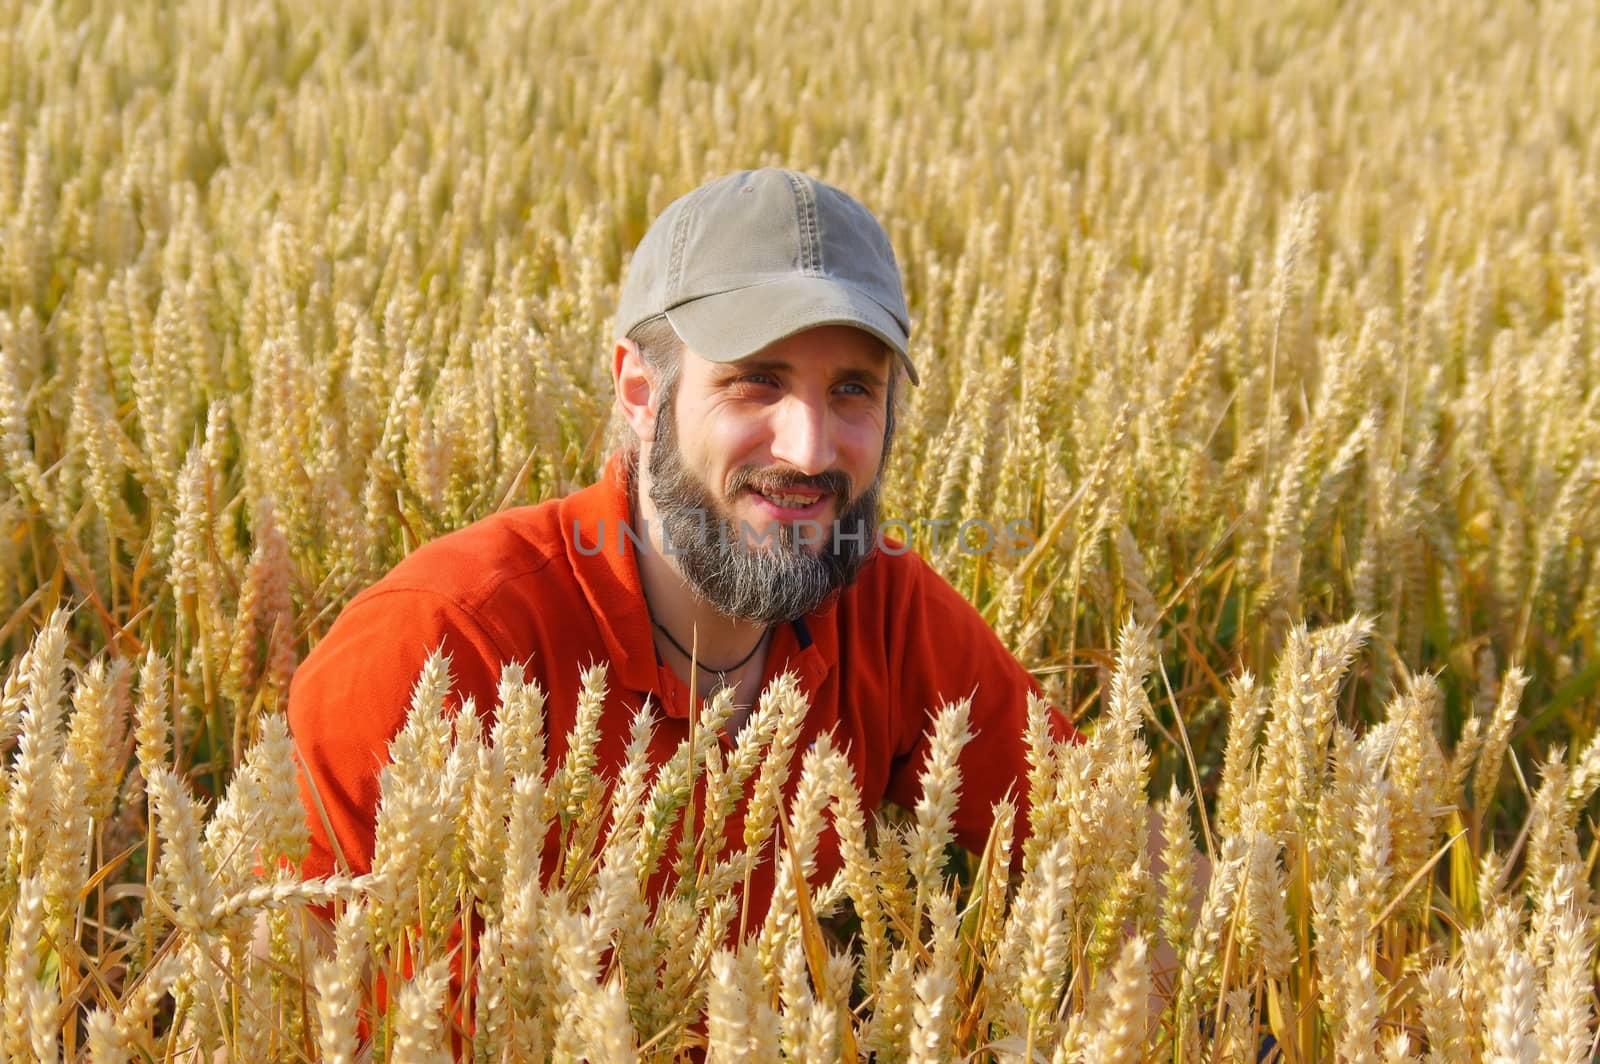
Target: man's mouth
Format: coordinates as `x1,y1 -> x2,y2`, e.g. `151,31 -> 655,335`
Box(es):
744,485 -> 832,519
755,487 -> 821,509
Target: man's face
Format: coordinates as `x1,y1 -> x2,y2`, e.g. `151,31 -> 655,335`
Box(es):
645,325 -> 895,625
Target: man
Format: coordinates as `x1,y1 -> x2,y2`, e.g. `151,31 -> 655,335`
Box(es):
288,168 -> 1073,912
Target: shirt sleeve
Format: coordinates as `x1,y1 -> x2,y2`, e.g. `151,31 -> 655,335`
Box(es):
287,587 -> 508,880
881,555 -> 1078,859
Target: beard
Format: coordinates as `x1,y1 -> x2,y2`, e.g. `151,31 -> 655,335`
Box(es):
645,399 -> 882,626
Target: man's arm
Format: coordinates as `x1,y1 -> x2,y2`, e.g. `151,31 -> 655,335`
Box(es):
288,588 -> 508,880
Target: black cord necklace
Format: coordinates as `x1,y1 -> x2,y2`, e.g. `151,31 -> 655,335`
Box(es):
651,616 -> 768,681
631,493 -> 768,686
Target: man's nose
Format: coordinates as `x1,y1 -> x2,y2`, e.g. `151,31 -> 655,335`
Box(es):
768,397 -> 837,476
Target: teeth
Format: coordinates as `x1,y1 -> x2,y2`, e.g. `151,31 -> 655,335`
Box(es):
760,490 -> 817,508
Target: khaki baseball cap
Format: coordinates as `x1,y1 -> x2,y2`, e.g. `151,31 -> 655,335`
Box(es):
615,169 -> 918,384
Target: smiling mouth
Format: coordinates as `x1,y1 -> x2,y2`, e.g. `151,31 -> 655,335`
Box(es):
730,468 -> 851,518
741,485 -> 841,525
751,487 -> 825,510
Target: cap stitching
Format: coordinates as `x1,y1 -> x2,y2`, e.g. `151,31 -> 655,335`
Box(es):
678,295 -> 909,352
665,186 -> 702,302
661,275 -> 904,327
721,305 -> 907,346
785,171 -> 823,277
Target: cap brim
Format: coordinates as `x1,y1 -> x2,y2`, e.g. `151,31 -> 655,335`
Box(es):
666,276 -> 918,385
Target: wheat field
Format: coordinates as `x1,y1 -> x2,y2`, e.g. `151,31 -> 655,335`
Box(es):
2,0 -> 1599,1058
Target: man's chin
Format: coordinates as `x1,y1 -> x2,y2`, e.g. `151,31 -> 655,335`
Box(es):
729,508 -> 836,550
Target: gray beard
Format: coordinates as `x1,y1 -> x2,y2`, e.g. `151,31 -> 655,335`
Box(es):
645,406 -> 881,626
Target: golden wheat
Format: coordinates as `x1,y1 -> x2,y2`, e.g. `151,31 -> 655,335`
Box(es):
2,0 -> 1599,1057
20,616 -> 1585,1057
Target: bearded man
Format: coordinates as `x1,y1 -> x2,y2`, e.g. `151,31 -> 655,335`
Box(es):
288,168 -> 1074,911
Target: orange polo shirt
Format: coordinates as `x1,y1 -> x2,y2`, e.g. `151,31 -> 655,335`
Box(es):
289,454 -> 1073,915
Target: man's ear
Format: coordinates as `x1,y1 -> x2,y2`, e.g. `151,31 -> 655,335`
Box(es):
613,338 -> 659,443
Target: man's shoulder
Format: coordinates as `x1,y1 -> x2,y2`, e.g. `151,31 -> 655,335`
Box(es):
346,484 -> 602,621
844,541 -> 966,619
370,504 -> 557,594
853,541 -> 945,592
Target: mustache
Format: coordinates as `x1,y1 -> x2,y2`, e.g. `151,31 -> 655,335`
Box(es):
725,467 -> 853,504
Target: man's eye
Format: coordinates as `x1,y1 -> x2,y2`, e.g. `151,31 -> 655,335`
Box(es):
736,374 -> 777,387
